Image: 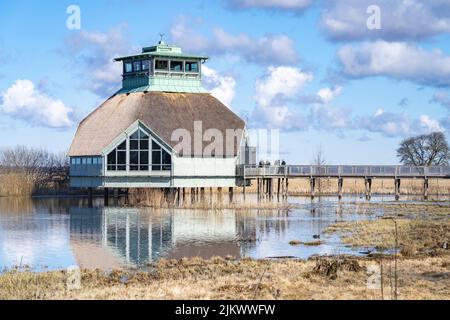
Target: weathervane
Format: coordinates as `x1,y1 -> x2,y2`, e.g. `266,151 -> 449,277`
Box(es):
158,33 -> 165,44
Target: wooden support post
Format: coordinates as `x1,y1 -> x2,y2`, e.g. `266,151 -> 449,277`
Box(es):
229,187 -> 234,202
88,187 -> 93,207
269,179 -> 273,198
424,178 -> 429,200
338,178 -> 344,200
365,178 -> 372,200
277,178 -> 281,201
285,178 -> 289,198
310,177 -> 316,200
395,178 -> 401,201
103,187 -> 109,206
257,178 -> 260,197
200,187 -> 205,200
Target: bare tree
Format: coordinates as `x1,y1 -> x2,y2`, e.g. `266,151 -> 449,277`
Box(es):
397,132 -> 450,166
312,146 -> 327,193
313,146 -> 326,167
0,146 -> 68,171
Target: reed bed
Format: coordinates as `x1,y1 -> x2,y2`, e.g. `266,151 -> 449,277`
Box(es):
128,188 -> 294,210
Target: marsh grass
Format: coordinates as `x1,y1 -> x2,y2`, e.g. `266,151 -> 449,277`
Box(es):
1,255 -> 449,300
128,188 -> 294,210
326,219 -> 450,255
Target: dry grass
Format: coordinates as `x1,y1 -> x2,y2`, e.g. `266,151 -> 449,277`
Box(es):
128,188 -> 294,210
326,218 -> 450,254
0,172 -> 35,197
1,255 -> 449,300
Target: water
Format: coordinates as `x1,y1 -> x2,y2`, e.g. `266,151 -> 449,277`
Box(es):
0,195 -> 424,271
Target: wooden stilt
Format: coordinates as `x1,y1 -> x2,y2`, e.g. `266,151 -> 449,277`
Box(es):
104,187 -> 109,206
338,178 -> 344,200
277,178 -> 281,201
88,187 -> 93,207
424,178 -> 429,200
365,178 -> 372,200
395,178 -> 401,201
310,177 -> 316,200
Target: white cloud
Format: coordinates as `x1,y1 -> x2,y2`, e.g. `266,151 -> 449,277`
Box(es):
228,0 -> 311,12
252,66 -> 312,130
255,66 -> 313,107
322,0 -> 450,41
310,104 -> 350,131
316,86 -> 343,104
418,115 -> 445,133
0,80 -> 73,128
170,17 -> 298,65
338,41 -> 450,87
355,109 -> 444,137
202,66 -> 236,107
431,91 -> 450,110
65,24 -> 132,97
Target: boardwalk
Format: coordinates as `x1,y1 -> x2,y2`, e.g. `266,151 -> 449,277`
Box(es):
238,165 -> 450,200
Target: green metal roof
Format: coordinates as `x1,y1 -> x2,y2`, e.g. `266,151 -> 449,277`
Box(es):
114,41 -> 209,61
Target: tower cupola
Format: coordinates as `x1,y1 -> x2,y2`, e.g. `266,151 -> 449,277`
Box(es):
114,41 -> 209,94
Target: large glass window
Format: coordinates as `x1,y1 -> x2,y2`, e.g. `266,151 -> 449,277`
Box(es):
129,129 -> 149,171
170,60 -> 183,72
107,141 -> 126,171
124,62 -> 133,73
106,128 -> 172,172
185,61 -> 199,73
151,140 -> 172,171
155,60 -> 168,71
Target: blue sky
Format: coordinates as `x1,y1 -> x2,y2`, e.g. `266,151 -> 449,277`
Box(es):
1,0 -> 450,164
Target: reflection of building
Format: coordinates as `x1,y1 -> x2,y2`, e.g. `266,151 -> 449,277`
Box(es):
68,207 -> 258,268
70,207 -> 173,268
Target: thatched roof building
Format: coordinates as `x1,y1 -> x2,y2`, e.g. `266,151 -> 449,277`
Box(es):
68,41 -> 251,189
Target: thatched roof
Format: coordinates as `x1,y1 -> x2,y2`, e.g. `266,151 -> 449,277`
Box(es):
68,92 -> 245,157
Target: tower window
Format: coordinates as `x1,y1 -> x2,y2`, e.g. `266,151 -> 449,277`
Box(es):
170,61 -> 183,72
133,61 -> 141,72
142,60 -> 150,71
155,60 -> 168,71
124,62 -> 133,73
185,61 -> 199,73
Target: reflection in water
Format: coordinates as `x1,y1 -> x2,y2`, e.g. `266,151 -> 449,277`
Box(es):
0,195 -> 424,271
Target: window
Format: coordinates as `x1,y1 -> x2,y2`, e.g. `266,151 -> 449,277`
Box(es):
71,158 -> 76,165
124,62 -> 133,73
142,60 -> 150,71
155,60 -> 168,71
170,60 -> 183,72
129,129 -> 149,171
151,140 -> 172,171
133,61 -> 141,72
75,158 -> 81,165
106,127 -> 172,172
107,141 -> 126,171
185,61 -> 199,73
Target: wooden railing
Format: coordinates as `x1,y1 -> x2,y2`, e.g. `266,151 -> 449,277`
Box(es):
238,165 -> 450,178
